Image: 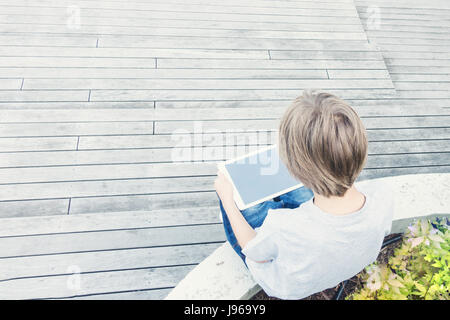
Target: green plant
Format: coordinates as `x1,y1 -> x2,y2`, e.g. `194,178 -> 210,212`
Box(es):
347,217 -> 450,300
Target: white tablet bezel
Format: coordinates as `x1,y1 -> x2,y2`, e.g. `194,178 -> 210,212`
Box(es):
217,145 -> 303,210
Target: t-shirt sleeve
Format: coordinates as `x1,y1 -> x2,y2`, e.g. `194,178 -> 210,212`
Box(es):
241,212 -> 280,262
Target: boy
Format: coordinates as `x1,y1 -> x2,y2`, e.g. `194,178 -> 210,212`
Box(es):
215,90 -> 394,299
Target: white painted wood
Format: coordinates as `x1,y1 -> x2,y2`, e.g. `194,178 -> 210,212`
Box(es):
0,57 -> 156,68
0,207 -> 220,237
23,78 -> 395,90
0,35 -> 97,47
0,122 -> 153,137
0,137 -> 77,152
99,37 -> 372,50
0,176 -> 216,201
0,18 -> 364,32
0,243 -> 221,281
0,3 -> 359,18
68,191 -> 219,215
67,288 -> 172,300
0,46 -> 270,59
0,199 -> 69,218
156,58 -> 388,69
0,265 -> 196,299
90,89 -> 397,102
0,224 -> 225,258
0,90 -> 89,103
0,25 -> 368,41
0,105 -> 448,123
0,67 -> 329,79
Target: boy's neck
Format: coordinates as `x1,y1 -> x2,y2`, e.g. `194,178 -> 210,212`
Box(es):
312,185 -> 366,216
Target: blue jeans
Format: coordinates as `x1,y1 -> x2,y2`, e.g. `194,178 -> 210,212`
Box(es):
219,187 -> 314,263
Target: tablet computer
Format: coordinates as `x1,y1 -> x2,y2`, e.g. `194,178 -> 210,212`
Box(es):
217,145 -> 303,210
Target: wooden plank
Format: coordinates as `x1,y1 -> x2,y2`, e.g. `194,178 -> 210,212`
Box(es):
0,162 -> 217,184
356,0 -> 450,10
393,82 -> 450,91
380,51 -> 450,60
69,191 -> 219,215
396,91 -> 450,99
2,106 -> 448,124
0,122 -> 153,137
0,198 -> 69,218
0,90 -> 89,103
0,149 -> 189,167
0,243 -> 220,283
367,128 -> 450,141
0,109 -> 156,122
361,18 -> 450,29
0,57 -> 156,68
0,67 -> 329,79
0,137 -> 77,152
0,0 -> 356,11
269,50 -> 382,60
0,79 -> 22,89
356,22 -> 450,33
358,11 -> 450,22
0,176 -> 216,201
327,69 -> 391,79
366,153 -> 450,168
0,35 -> 97,47
365,37 -> 450,46
387,66 -> 450,74
23,78 -> 395,90
0,17 -> 364,32
0,46 -> 269,59
78,132 -> 274,150
0,207 -> 221,237
0,24 -> 367,41
360,165 -> 450,181
156,58 -> 388,69
90,89 -> 397,102
0,3 -> 359,18
366,30 -> 450,41
390,74 -> 450,82
0,101 -> 154,109
386,59 -> 450,67
68,288 -> 172,300
0,224 -> 225,258
99,37 -> 373,51
378,44 -> 450,53
0,265 -> 196,299
349,99 -> 450,108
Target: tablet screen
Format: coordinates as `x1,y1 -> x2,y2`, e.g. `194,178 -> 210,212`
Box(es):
224,146 -> 302,207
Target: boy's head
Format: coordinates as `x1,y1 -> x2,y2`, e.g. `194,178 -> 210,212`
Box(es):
278,90 -> 368,198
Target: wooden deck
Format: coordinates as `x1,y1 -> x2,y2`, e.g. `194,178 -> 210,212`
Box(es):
0,0 -> 448,299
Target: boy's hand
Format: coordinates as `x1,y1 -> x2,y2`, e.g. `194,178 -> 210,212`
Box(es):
214,170 -> 234,205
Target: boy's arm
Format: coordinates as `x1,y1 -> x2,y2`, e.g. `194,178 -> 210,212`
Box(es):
214,170 -> 257,249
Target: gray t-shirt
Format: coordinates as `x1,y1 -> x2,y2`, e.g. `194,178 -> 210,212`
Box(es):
241,179 -> 394,299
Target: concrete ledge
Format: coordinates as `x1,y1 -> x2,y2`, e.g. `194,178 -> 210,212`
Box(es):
165,173 -> 450,300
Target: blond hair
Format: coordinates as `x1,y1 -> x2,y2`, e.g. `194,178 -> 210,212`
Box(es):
278,90 -> 368,197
